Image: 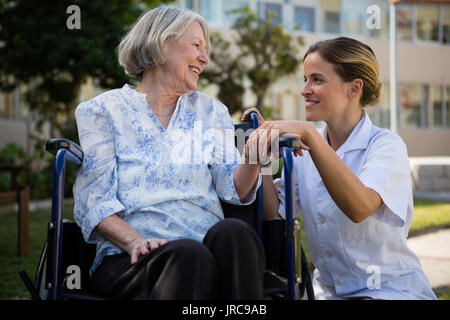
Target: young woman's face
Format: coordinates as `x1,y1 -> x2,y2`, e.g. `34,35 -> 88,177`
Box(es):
301,52 -> 351,123
161,21 -> 209,94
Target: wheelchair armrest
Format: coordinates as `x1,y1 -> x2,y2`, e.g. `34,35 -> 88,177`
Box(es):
46,139 -> 84,164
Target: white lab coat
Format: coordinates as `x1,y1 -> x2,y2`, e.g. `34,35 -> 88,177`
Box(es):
274,112 -> 436,300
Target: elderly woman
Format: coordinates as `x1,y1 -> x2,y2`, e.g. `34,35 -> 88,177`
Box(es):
73,6 -> 265,300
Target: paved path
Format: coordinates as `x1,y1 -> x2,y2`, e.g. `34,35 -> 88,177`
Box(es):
407,229 -> 450,291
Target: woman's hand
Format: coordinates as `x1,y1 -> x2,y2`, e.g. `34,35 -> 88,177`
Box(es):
241,108 -> 268,164
96,214 -> 169,265
242,108 -> 312,142
262,121 -> 313,157
242,108 -> 311,160
125,237 -> 168,265
243,122 -> 278,165
241,107 -> 265,125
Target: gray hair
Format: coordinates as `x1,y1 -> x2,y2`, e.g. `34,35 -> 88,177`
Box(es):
117,6 -> 210,79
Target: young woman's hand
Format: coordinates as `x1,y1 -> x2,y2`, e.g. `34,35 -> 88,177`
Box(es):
279,133 -> 311,157
242,109 -> 312,160
257,120 -> 312,158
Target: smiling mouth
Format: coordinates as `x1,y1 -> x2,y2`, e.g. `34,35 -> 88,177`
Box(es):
188,66 -> 201,76
305,100 -> 319,108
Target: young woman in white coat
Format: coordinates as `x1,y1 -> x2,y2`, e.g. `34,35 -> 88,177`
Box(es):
242,37 -> 436,300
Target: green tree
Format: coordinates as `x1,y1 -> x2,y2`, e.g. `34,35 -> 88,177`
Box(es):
203,7 -> 303,116
0,0 -> 170,199
0,0 -> 169,139
234,7 -> 303,113
200,33 -> 246,116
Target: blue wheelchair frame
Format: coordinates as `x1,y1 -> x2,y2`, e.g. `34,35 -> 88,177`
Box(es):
20,112 -> 314,300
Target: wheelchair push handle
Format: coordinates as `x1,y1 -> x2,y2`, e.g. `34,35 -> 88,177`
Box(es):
46,139 -> 84,165
279,136 -> 301,150
248,111 -> 259,129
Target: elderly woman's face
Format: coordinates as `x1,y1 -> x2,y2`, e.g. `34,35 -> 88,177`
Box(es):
162,21 -> 209,94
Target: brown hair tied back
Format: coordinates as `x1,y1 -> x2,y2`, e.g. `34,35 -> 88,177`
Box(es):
304,37 -> 383,107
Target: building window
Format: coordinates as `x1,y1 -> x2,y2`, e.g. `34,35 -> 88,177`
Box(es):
184,0 -> 197,12
432,85 -> 443,128
379,83 -> 390,129
441,86 -> 449,128
17,87 -> 29,121
422,85 -> 430,128
223,0 -> 248,27
397,5 -> 413,41
185,0 -> 194,10
0,92 -> 14,120
341,0 -> 366,35
258,2 -> 283,26
184,0 -> 218,24
200,0 -> 217,23
447,87 -> 450,128
366,82 -> 390,129
416,6 -> 439,42
294,5 -> 315,32
442,6 -> 450,44
400,84 -> 422,129
0,88 -> 28,121
319,0 -> 340,34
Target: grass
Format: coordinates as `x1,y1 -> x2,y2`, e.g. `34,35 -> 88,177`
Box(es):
410,198 -> 450,300
410,198 -> 450,236
0,198 -> 449,300
437,288 -> 450,300
296,197 -> 450,300
0,204 -> 73,299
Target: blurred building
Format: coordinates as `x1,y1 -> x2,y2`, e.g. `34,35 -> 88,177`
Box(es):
179,0 -> 450,157
1,0 -> 449,157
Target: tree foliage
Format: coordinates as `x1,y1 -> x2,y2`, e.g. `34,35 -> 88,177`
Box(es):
202,7 -> 304,116
0,0 -> 170,199
0,0 -> 169,137
200,33 -> 246,116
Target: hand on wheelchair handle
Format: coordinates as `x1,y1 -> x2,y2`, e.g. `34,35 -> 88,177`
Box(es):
127,237 -> 168,265
241,107 -> 265,124
281,133 -> 311,157
244,129 -> 273,165
242,108 -> 311,159
243,128 -> 311,166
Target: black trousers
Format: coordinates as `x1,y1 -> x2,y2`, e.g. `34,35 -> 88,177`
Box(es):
90,218 -> 265,300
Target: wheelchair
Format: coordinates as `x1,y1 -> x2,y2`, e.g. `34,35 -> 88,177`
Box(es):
19,112 -> 314,300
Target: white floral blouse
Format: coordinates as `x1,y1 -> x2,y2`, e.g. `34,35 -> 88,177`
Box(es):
73,84 -> 260,274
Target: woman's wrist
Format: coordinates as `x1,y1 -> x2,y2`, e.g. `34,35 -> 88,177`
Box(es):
243,142 -> 268,166
260,158 -> 271,167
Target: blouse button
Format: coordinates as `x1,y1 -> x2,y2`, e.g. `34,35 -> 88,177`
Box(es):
325,251 -> 332,258
318,214 -> 326,224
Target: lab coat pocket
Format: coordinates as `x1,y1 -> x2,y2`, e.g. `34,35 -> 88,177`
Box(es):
337,210 -> 381,243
